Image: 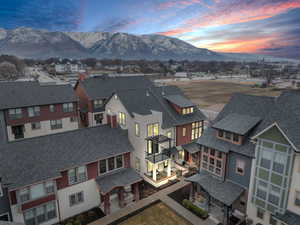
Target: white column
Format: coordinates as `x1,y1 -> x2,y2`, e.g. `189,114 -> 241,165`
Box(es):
153,163 -> 157,181
167,159 -> 171,177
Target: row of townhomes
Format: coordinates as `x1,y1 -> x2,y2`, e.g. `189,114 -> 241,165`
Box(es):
1,75 -> 300,225
186,90 -> 300,225
0,76 -> 206,225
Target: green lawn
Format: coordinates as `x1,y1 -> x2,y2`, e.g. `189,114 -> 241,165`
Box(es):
118,202 -> 192,225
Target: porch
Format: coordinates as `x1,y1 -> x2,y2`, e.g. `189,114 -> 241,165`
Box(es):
96,168 -> 142,215
186,172 -> 246,225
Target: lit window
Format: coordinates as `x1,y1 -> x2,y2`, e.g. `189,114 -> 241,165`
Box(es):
93,99 -> 103,109
147,123 -> 159,137
135,123 -> 140,136
118,112 -> 126,126
166,131 -> 172,138
192,121 -> 202,140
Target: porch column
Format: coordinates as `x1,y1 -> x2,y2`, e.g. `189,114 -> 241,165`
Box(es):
189,183 -> 195,201
118,187 -> 125,208
133,183 -> 140,201
167,159 -> 171,177
104,193 -> 110,215
153,163 -> 157,181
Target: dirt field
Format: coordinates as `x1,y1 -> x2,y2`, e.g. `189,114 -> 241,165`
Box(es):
167,80 -> 282,111
118,202 -> 192,225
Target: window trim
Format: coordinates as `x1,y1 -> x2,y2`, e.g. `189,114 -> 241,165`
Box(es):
28,106 -> 40,118
23,202 -> 57,225
68,166 -> 87,185
62,103 -> 74,113
50,119 -> 63,130
135,122 -> 140,137
19,181 -> 55,204
8,108 -> 23,119
147,123 -> 159,137
69,191 -> 84,207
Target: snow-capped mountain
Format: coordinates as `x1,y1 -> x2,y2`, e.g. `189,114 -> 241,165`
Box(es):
0,27 -> 225,60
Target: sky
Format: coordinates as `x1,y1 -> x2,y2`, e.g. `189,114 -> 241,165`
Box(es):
0,0 -> 300,59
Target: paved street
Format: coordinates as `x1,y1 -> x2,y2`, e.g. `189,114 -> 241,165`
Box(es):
90,179 -> 216,225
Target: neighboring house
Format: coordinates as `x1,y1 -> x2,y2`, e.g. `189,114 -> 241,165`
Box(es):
174,72 -> 188,78
104,85 -> 206,187
74,76 -> 153,127
247,90 -> 300,225
0,125 -> 142,224
0,81 -> 79,141
186,93 -> 276,225
55,63 -> 86,74
0,180 -> 12,222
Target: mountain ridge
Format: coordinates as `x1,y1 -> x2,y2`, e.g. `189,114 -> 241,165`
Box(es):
0,27 -> 297,62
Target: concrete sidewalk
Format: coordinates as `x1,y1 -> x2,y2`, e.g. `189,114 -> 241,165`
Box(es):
90,179 -> 216,225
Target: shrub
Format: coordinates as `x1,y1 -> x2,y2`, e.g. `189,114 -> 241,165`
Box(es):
182,199 -> 209,219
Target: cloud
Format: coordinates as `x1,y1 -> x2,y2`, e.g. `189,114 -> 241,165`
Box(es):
158,0 -> 300,36
156,0 -> 203,10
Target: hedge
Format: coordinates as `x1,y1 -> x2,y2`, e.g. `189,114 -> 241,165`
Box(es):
182,199 -> 209,219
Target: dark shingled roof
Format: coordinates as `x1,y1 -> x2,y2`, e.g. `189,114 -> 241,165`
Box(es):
0,81 -> 77,109
182,142 -> 200,154
274,210 -> 300,225
78,76 -> 153,100
96,168 -> 142,194
0,222 -> 24,225
116,86 -> 206,129
198,93 -> 276,157
212,113 -> 261,135
164,94 -> 195,108
0,126 -> 133,190
254,90 -> 300,151
186,171 -> 245,206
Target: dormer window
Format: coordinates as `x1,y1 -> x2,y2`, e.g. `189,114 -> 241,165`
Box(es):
93,99 -> 103,109
218,130 -> 224,138
182,107 -> 194,115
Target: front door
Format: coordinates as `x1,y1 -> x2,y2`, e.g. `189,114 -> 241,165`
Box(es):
12,125 -> 24,139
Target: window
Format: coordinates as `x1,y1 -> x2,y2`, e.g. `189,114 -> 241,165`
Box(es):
99,159 -> 107,174
201,148 -> 223,177
218,130 -> 224,138
225,131 -> 231,140
256,208 -> 264,219
69,192 -> 84,206
19,188 -> 30,202
49,105 -> 55,112
63,103 -> 74,112
236,159 -> 245,175
257,180 -> 268,200
50,119 -> 62,130
233,134 -> 239,142
135,123 -> 140,136
210,149 -> 215,156
295,191 -> 300,206
273,153 -> 286,174
108,157 -> 115,171
167,131 -> 172,138
68,166 -> 87,185
261,150 -> 272,169
31,184 -> 45,200
70,116 -> 77,123
118,112 -> 126,126
28,107 -> 40,117
94,113 -> 103,124
203,146 -> 209,154
9,108 -> 22,119
217,151 -> 222,159
192,121 -> 202,140
45,181 -> 54,194
0,183 -> 3,197
182,127 -> 186,137
135,157 -> 141,171
269,185 -> 280,205
24,202 -> 57,225
116,155 -> 123,168
31,122 -> 41,130
93,99 -> 103,109
147,123 -> 159,137
182,107 -> 194,115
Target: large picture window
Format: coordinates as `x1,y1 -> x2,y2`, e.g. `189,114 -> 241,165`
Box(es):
191,121 -> 202,140
24,201 -> 56,225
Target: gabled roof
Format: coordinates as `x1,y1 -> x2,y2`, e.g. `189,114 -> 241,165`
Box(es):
198,93 -> 276,157
0,126 -> 133,190
77,76 -> 153,100
212,113 -> 261,135
164,94 -> 195,108
114,86 -> 206,129
0,81 -> 76,110
253,90 -> 300,151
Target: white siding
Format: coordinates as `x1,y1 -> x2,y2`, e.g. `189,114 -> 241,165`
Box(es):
57,179 -> 100,220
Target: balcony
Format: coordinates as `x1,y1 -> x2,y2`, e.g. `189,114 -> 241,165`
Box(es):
145,151 -> 170,164
145,134 -> 173,163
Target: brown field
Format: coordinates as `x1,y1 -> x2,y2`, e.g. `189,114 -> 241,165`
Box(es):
167,80 -> 282,111
118,202 -> 192,225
